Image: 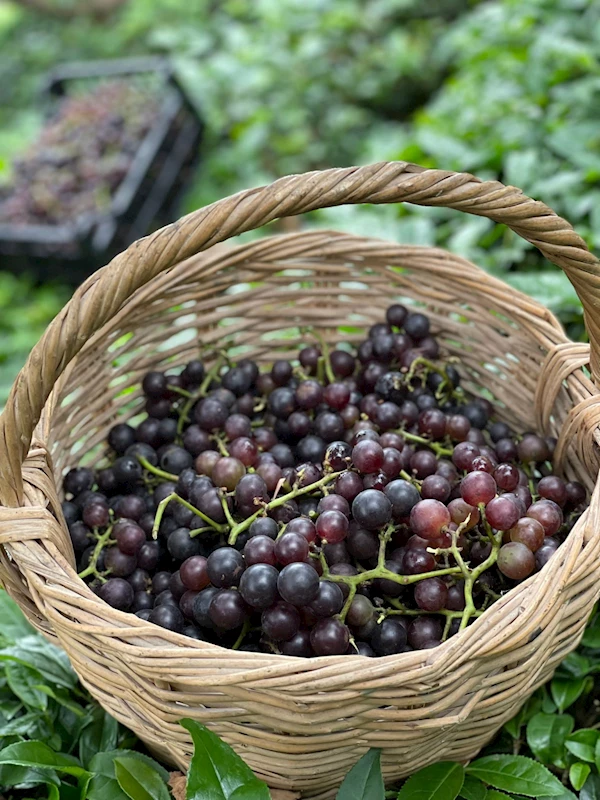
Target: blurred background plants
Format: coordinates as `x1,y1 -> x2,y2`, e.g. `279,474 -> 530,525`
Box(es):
0,0 -> 595,399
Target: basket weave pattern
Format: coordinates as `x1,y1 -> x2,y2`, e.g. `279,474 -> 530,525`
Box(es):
0,163 -> 599,798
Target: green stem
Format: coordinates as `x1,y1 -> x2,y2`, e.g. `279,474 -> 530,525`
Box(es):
338,583 -> 357,623
221,496 -> 237,530
458,509 -> 502,631
138,456 -> 178,483
311,330 -> 336,384
399,469 -> 421,488
227,471 -> 342,544
232,619 -> 251,650
215,437 -> 230,457
167,384 -> 193,399
78,525 -> 114,580
152,492 -> 226,539
397,429 -> 453,458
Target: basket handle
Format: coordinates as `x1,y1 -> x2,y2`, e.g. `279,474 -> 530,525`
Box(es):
1,160 -> 598,506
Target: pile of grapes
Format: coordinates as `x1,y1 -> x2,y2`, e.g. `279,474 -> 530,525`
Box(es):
63,305 -> 587,657
0,81 -> 159,227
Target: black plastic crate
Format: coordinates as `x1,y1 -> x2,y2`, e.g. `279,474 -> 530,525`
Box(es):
0,57 -> 204,284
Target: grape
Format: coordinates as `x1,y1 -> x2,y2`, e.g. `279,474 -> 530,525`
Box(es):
239,564 -> 279,609
371,619 -> 407,656
151,571 -> 172,595
262,602 -> 300,641
414,578 -> 448,611
497,542 -> 535,580
138,541 -> 160,571
244,535 -> 276,566
352,490 -> 392,530
281,629 -> 313,657
517,434 -> 550,463
180,556 -> 209,591
493,463 -> 519,492
448,498 -> 479,530
212,457 -> 246,491
169,570 -> 187,600
108,424 -> 137,455
105,547 -> 137,578
346,594 -> 375,628
192,586 -> 220,628
526,500 -> 563,537
460,471 -> 497,506
374,560 -> 403,598
235,474 -> 269,509
277,562 -> 320,605
149,604 -> 184,633
209,590 -> 248,630
353,642 -> 375,657
409,450 -> 438,479
335,471 -> 364,501
402,549 -> 436,575
418,409 -> 446,440
308,581 -> 344,617
99,578 -> 134,611
324,441 -> 352,471
538,476 -> 567,507
536,538 -> 560,569
352,440 -> 384,474
421,475 -> 451,503
384,480 -> 420,520
445,584 -> 465,611
207,547 -> 245,588
346,524 -> 379,560
249,517 -> 279,540
485,495 -> 520,531
408,617 -> 442,649
274,532 -> 310,565
310,619 -> 350,656
315,510 -> 349,543
168,528 -> 201,561
114,521 -> 146,555
565,481 -> 586,509
133,590 -> 154,612
386,304 -> 408,328
509,518 -> 545,552
452,442 -> 480,471
410,500 -> 450,540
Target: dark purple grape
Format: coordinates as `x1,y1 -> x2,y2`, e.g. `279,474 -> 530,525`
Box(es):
352,490 -> 392,530
148,604 -> 184,632
239,564 -> 279,609
207,547 -> 245,588
168,528 -> 201,561
308,581 -> 344,617
371,619 -> 407,655
262,601 -> 300,641
104,547 -> 137,577
310,618 -> 350,656
99,578 -> 134,611
281,629 -> 313,657
277,562 -> 319,605
209,589 -> 248,630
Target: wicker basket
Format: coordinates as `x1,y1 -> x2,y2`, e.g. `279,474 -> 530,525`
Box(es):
1,162 -> 599,799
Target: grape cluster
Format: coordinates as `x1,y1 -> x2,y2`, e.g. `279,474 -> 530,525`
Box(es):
0,81 -> 159,227
64,304 -> 587,658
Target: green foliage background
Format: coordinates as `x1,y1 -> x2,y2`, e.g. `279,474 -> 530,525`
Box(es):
0,0 -> 596,400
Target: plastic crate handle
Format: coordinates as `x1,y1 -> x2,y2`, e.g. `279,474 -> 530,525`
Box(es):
0,161 -> 598,506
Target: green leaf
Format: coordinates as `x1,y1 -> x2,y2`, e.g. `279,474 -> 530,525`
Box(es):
87,751 -> 168,800
485,793 -> 514,800
581,615 -> 600,648
79,710 -> 119,768
565,730 -> 600,763
526,713 -> 573,765
336,749 -> 384,800
0,589 -> 34,643
0,740 -> 88,778
182,718 -> 271,800
466,755 -> 568,797
397,762 -> 465,799
114,755 -> 170,800
459,775 -> 487,800
581,774 -> 600,800
0,762 -> 60,789
5,662 -> 48,710
550,678 -> 588,713
569,763 -> 591,792
0,635 -> 77,689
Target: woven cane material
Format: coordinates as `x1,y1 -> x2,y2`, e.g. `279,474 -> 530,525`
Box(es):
0,163 -> 599,798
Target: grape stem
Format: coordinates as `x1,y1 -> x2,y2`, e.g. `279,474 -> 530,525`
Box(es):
227,471 -> 342,545
232,620 -> 251,650
220,496 -> 238,530
458,507 -> 503,631
78,525 -> 114,580
396,429 -> 453,458
310,329 -> 336,384
138,456 -> 178,483
399,469 -> 421,488
152,493 -> 227,539
167,384 -> 193,399
214,437 -> 230,457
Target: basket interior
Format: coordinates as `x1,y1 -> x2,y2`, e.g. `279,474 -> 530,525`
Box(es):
45,232 -> 593,499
